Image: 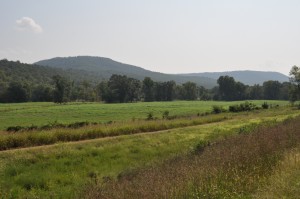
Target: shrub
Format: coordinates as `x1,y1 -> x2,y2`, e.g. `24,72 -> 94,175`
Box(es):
228,102 -> 257,113
146,112 -> 154,120
194,140 -> 210,153
67,121 -> 90,128
162,111 -> 169,119
6,126 -> 23,132
211,105 -> 225,114
262,102 -> 269,109
229,105 -> 240,112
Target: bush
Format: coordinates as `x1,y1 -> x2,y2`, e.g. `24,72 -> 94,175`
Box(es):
6,126 -> 23,132
67,121 -> 90,128
162,110 -> 170,119
228,102 -> 257,113
194,140 -> 210,153
146,112 -> 154,120
262,102 -> 269,109
229,105 -> 240,112
211,105 -> 225,114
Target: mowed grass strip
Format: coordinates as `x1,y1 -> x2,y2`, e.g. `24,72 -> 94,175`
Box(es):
81,116 -> 300,199
0,100 -> 288,130
0,108 -> 297,198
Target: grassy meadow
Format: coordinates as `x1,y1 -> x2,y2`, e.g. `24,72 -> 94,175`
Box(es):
0,100 -> 299,198
0,100 -> 288,130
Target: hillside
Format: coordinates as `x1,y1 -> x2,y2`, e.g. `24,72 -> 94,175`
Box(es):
35,56 -> 217,88
181,71 -> 289,85
0,59 -> 64,85
0,59 -> 106,86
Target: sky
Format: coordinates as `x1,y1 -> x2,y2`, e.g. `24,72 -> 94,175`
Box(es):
1,0 -> 300,75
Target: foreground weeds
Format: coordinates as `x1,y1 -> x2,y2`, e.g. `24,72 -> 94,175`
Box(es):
81,116 -> 300,199
254,148 -> 300,199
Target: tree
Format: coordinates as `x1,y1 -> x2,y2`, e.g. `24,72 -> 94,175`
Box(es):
263,80 -> 281,100
97,81 -> 114,102
101,75 -> 142,103
279,82 -> 290,100
4,82 -> 28,102
81,80 -> 91,101
248,84 -> 263,100
52,75 -> 71,103
181,81 -> 198,100
108,75 -> 130,103
234,82 -> 246,100
198,86 -> 211,100
217,76 -> 236,101
142,77 -> 154,102
154,81 -> 176,101
127,78 -> 141,102
289,65 -> 300,102
31,85 -> 53,102
165,81 -> 176,101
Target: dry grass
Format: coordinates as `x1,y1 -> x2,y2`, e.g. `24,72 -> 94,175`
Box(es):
81,117 -> 300,199
254,148 -> 300,199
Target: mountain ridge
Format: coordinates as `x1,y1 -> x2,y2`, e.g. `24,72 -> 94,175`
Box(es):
180,70 -> 289,85
35,56 -> 217,88
35,56 -> 289,87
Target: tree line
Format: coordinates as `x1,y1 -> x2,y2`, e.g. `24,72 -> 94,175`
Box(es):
1,60 -> 299,103
1,73 -> 299,104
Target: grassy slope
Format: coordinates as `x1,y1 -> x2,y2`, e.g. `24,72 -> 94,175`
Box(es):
0,100 -> 288,130
84,115 -> 300,199
0,107 -> 298,198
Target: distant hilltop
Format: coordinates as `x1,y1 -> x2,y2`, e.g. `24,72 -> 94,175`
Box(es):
35,56 -> 289,87
179,71 -> 289,86
35,56 -> 217,88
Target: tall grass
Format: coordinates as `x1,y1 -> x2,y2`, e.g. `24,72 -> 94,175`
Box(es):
81,116 -> 300,199
254,148 -> 300,198
0,114 -> 229,150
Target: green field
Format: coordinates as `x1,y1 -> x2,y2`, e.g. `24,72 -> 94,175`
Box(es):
0,100 -> 288,130
0,100 -> 299,198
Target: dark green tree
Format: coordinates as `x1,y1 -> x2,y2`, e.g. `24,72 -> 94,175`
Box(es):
52,75 -> 71,103
217,76 -> 236,101
31,85 -> 53,102
248,84 -> 263,100
289,65 -> 300,102
279,82 -> 290,100
127,78 -> 141,102
108,75 -> 129,103
97,81 -> 114,103
263,80 -> 281,100
153,81 -> 176,101
234,82 -> 247,100
5,82 -> 28,102
181,81 -> 198,100
142,77 -> 154,102
165,81 -> 176,101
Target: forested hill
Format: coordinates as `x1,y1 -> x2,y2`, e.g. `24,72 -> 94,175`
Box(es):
181,71 -> 289,85
35,56 -> 217,88
0,59 -> 64,85
0,59 -> 108,86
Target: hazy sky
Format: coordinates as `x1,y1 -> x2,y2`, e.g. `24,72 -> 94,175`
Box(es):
1,0 -> 300,75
